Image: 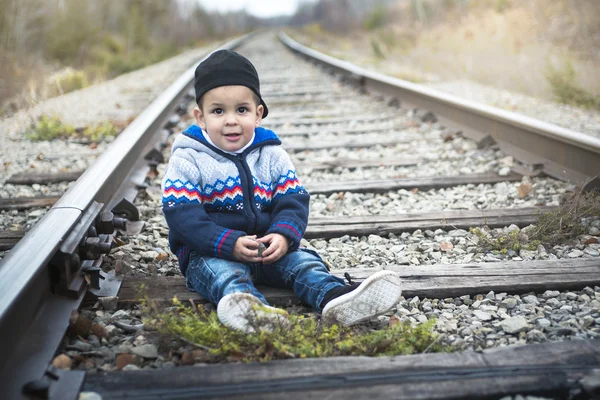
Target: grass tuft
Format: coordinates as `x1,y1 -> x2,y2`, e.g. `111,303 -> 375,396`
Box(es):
24,114 -> 118,142
370,39 -> 386,59
546,61 -> 600,110
471,190 -> 600,253
529,190 -> 600,246
47,68 -> 89,97
140,296 -> 447,363
363,7 -> 387,31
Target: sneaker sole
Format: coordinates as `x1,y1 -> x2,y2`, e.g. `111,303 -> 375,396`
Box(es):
322,270 -> 402,326
217,293 -> 288,333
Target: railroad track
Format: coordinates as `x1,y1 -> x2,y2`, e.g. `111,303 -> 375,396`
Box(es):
1,31 -> 599,399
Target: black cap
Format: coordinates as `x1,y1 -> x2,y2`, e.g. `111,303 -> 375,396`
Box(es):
194,49 -> 268,118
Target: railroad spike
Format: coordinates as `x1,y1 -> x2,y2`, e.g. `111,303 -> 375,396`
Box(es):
144,147 -> 165,164
22,379 -> 50,398
96,211 -> 128,234
112,198 -> 140,222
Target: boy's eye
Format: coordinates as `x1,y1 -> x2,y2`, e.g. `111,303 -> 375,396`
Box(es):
237,107 -> 247,113
212,108 -> 223,115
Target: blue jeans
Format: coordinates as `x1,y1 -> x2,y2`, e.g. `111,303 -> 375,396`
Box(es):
185,248 -> 345,312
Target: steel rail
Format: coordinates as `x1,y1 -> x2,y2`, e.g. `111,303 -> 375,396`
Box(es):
278,32 -> 600,187
0,33 -> 254,400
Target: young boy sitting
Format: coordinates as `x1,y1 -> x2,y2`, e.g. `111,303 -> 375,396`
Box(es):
161,49 -> 402,333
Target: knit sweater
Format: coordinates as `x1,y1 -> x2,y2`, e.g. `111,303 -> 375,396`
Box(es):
161,125 -> 310,276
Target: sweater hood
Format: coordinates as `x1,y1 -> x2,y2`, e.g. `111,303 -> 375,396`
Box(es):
172,125 -> 281,158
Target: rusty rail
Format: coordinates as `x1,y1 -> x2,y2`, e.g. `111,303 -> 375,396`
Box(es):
279,31 -> 600,188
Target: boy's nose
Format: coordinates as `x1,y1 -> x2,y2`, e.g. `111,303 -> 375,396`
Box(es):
225,113 -> 238,125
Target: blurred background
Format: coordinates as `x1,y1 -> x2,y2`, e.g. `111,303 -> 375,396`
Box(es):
1,0 -> 599,117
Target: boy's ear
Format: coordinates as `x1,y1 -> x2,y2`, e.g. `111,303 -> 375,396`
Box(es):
193,106 -> 206,129
255,105 -> 264,127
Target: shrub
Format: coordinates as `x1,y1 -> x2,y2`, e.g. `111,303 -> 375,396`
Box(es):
363,7 -> 387,31
302,23 -> 324,37
546,61 -> 600,110
471,189 -> 600,253
47,68 -> 89,97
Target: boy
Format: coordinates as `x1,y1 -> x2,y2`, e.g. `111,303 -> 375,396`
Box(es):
162,49 -> 402,333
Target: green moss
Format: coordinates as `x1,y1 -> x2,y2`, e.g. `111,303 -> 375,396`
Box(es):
140,296 -> 447,363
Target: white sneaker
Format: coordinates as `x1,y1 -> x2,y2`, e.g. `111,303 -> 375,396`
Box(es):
322,270 -> 402,326
217,293 -> 289,333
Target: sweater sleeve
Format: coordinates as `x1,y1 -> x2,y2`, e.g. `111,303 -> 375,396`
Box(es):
162,148 -> 246,260
266,148 -> 310,252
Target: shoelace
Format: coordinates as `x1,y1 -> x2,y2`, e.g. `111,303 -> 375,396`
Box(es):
344,272 -> 354,285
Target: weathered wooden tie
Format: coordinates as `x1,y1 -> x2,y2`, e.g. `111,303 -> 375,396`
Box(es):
295,157 -> 420,170
0,230 -> 24,251
304,172 -> 523,196
267,112 -> 401,126
0,204 -> 546,251
278,125 -> 412,137
115,258 -> 600,305
5,171 -> 83,185
261,89 -> 339,97
0,196 -> 61,211
305,206 -> 551,238
83,337 -> 600,400
283,135 -> 412,151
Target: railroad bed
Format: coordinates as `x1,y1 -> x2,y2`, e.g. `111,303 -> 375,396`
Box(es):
1,33 -> 599,399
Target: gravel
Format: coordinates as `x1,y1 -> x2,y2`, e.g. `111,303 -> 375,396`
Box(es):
309,177 -> 569,217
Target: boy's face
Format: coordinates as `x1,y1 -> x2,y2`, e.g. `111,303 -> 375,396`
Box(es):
194,85 -> 263,153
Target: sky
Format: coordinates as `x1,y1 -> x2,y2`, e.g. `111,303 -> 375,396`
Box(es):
197,0 -> 312,18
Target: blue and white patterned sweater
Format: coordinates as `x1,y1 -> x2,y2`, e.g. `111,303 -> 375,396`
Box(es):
162,125 -> 310,276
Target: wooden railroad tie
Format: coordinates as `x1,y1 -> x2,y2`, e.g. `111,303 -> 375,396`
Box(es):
278,125 -> 411,137
115,258 -> 600,306
0,196 -> 61,211
83,339 -> 600,399
0,173 -> 523,212
303,172 -> 523,196
305,206 -> 552,239
5,171 -> 84,185
283,135 -> 413,151
2,207 -> 551,251
0,230 -> 24,251
295,157 -> 420,170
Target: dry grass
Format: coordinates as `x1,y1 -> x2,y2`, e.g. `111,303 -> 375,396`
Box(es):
292,0 -> 600,104
472,189 -> 600,254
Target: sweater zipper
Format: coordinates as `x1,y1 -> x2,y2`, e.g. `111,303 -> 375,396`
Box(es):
236,154 -> 258,233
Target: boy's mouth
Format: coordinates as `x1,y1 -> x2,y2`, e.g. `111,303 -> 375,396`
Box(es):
224,133 -> 242,141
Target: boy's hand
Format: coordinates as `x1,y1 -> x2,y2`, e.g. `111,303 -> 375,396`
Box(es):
232,235 -> 262,263
257,233 -> 289,264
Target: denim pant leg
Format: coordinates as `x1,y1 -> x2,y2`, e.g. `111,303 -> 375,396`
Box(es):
185,251 -> 268,306
254,249 -> 345,312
